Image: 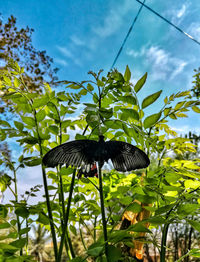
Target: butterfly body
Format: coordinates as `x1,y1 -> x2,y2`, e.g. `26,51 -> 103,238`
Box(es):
43,136 -> 150,172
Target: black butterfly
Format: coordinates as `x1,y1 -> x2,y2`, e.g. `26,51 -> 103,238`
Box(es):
77,163 -> 98,179
43,136 -> 150,172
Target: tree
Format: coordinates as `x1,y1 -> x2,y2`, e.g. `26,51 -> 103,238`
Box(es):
0,15 -> 58,113
192,67 -> 200,99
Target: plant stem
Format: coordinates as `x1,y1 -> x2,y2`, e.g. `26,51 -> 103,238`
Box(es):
41,165 -> 58,261
13,169 -> 23,256
98,161 -> 109,261
160,223 -> 170,262
57,169 -> 76,261
94,216 -> 97,242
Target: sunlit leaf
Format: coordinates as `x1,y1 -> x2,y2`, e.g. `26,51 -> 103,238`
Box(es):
120,108 -> 139,121
124,65 -> 131,82
142,90 -> 162,109
118,95 -> 136,105
192,106 -> 200,113
143,112 -> 161,129
134,72 -> 147,93
21,116 -> 35,127
32,97 -> 49,109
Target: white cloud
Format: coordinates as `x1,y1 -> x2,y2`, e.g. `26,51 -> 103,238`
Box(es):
127,45 -> 187,81
177,4 -> 186,18
70,35 -> 85,46
164,4 -> 188,25
94,0 -> 135,38
57,46 -> 73,58
54,58 -> 68,67
57,45 -> 82,66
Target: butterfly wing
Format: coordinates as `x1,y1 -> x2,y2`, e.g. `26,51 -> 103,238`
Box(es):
106,141 -> 150,171
43,140 -> 98,168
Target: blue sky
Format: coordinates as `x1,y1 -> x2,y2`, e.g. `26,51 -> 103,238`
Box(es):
1,0 -> 200,203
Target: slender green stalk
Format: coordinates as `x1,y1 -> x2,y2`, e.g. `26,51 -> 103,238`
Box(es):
98,161 -> 109,261
34,113 -> 58,259
79,225 -> 87,251
57,169 -> 76,261
66,230 -> 75,258
94,216 -> 97,242
160,223 -> 170,262
41,165 -> 58,260
13,169 -> 22,256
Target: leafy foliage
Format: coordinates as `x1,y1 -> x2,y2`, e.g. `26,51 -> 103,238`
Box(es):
0,63 -> 200,261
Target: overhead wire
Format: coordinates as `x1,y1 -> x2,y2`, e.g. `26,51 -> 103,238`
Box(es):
111,0 -> 146,69
135,0 -> 200,46
111,0 -> 200,69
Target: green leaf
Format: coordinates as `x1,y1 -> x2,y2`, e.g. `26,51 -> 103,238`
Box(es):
187,220 -> 200,232
21,116 -> 35,127
49,125 -> 59,135
62,134 -> 70,142
93,93 -> 99,103
177,204 -> 199,215
32,97 -> 49,109
37,212 -> 49,225
19,227 -> 31,235
79,89 -> 88,96
145,216 -> 166,225
0,243 -> 18,251
108,230 -> 132,243
87,243 -> 104,257
24,158 -> 41,167
122,123 -> 135,137
120,108 -> 139,121
142,90 -> 162,109
174,101 -> 185,110
119,196 -> 132,205
69,224 -> 77,235
10,238 -> 26,249
36,109 -> 46,122
0,120 -> 11,127
126,202 -> 142,213
18,136 -> 38,145
118,95 -> 136,105
13,78 -> 21,88
15,207 -> 29,218
0,222 -> 11,229
60,167 -> 74,176
67,84 -> 81,89
99,108 -> 113,119
143,112 -> 161,129
124,65 -> 131,82
169,113 -> 177,120
155,204 -> 176,215
14,121 -> 24,131
0,205 -> 8,218
192,106 -> 200,113
190,249 -> 200,257
164,107 -> 172,116
134,72 -> 147,93
107,245 -> 122,262
127,223 -> 152,233
87,83 -> 94,91
62,120 -> 71,128
104,120 -> 122,129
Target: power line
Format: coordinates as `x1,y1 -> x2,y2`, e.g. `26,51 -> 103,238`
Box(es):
111,0 -> 146,69
135,0 -> 200,46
